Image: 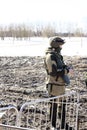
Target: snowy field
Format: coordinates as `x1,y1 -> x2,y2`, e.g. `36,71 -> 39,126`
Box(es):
0,37 -> 87,56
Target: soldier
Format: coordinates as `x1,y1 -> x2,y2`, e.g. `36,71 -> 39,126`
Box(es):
44,36 -> 72,130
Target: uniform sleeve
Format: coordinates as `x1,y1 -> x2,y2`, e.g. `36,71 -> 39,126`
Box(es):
45,54 -> 58,76
45,53 -> 68,77
50,54 -> 68,76
50,54 -> 58,76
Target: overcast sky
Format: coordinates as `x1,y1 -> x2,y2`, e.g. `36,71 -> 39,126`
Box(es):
0,0 -> 87,30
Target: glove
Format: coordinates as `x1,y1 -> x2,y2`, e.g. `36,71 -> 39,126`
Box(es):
63,65 -> 70,73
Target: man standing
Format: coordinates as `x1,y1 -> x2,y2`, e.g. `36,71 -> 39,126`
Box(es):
44,36 -> 72,130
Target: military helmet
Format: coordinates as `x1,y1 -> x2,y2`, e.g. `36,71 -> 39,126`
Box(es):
49,36 -> 65,48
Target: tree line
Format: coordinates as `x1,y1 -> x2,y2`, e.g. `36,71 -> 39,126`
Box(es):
0,24 -> 86,40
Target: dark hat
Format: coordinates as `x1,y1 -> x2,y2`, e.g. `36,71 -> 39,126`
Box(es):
49,36 -> 65,48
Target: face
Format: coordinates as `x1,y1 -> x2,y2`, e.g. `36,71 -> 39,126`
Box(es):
58,45 -> 63,49
54,44 -> 64,53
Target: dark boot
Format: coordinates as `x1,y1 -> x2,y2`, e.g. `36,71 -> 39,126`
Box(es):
58,101 -> 66,129
66,123 -> 74,130
50,99 -> 57,128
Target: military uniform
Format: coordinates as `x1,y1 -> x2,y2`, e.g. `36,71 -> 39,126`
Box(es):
45,38 -> 69,96
44,36 -> 71,130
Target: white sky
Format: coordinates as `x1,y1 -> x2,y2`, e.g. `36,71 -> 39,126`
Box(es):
0,0 -> 87,29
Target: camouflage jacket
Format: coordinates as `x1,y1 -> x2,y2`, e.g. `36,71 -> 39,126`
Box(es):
44,47 -> 69,86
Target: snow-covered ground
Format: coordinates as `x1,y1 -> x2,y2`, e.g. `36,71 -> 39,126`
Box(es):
0,37 -> 87,56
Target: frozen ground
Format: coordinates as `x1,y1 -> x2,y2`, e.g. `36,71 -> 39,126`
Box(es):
0,37 -> 87,56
